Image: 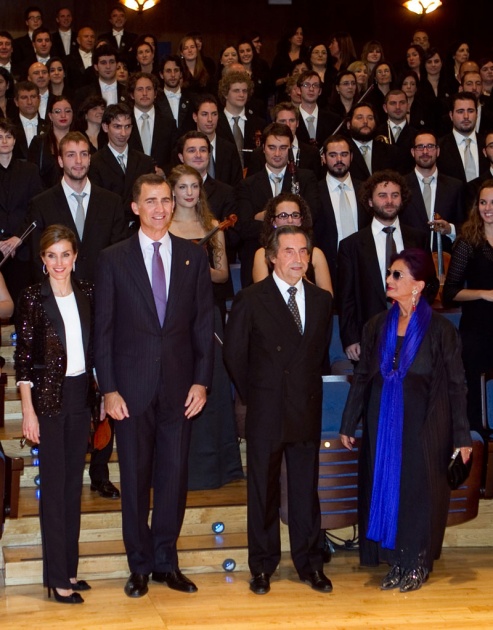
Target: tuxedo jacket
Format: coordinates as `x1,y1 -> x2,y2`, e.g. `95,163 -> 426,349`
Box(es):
314,177 -> 369,291
94,232 -> 214,416
26,182 -> 126,282
337,223 -> 429,349
348,138 -> 395,182
216,109 -> 266,170
247,141 -> 323,179
375,121 -> 418,174
99,30 -> 137,58
128,108 -> 175,172
467,170 -> 493,211
236,167 -> 321,286
203,175 -> 240,257
437,132 -> 489,183
12,116 -> 49,161
88,145 -> 155,226
0,160 -> 43,261
50,30 -> 78,58
400,171 -> 466,252
223,275 -> 332,442
74,80 -> 129,114
66,50 -> 94,90
12,34 -> 35,66
296,108 -> 342,149
214,135 -> 243,187
155,91 -> 195,138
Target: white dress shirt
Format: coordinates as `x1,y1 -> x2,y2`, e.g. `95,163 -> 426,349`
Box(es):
453,128 -> 480,179
108,143 -> 128,170
299,104 -> 319,134
164,88 -> 181,125
139,229 -> 172,297
61,177 -> 92,225
39,91 -> 49,119
135,106 -> 155,150
55,293 -> 85,376
372,217 -> 404,288
19,113 -> 39,147
266,165 -> 287,196
59,29 -> 72,56
79,49 -> 92,69
224,108 -> 246,137
326,173 -> 358,246
272,272 -> 306,332
99,79 -> 118,105
415,167 -> 456,243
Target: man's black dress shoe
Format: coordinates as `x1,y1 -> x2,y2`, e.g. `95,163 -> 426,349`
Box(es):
249,573 -> 270,595
70,579 -> 92,591
90,480 -> 120,499
381,565 -> 402,590
302,570 -> 333,593
124,573 -> 149,598
152,570 -> 198,593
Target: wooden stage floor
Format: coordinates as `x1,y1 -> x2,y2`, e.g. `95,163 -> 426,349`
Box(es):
2,547 -> 493,629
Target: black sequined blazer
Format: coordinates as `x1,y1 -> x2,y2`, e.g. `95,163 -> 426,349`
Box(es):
15,277 -> 94,417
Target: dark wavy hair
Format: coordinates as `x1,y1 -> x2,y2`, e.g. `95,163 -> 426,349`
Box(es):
390,248 -> 439,304
360,170 -> 411,215
260,193 -> 312,247
460,179 -> 493,248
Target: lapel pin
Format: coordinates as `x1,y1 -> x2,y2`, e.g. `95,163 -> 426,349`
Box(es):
186,260 -> 190,265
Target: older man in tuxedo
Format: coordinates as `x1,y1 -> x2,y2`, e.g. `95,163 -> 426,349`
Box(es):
224,225 -> 333,596
95,174 -> 214,598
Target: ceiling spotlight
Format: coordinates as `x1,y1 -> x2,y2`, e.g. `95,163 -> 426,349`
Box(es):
403,0 -> 442,14
120,0 -> 160,12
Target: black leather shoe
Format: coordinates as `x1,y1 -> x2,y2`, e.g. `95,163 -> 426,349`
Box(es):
399,567 -> 429,592
302,570 -> 333,593
48,587 -> 84,604
381,565 -> 401,590
90,480 -> 120,499
124,573 -> 149,598
249,573 -> 270,595
152,570 -> 198,593
70,579 -> 92,591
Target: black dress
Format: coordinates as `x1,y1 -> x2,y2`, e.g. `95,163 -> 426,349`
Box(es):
340,310 -> 471,572
443,239 -> 493,434
187,242 -> 244,490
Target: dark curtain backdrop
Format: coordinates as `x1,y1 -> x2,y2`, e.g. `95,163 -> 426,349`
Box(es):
0,1 -> 490,64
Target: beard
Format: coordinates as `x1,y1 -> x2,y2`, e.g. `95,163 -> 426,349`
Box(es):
373,204 -> 402,222
327,162 -> 351,178
350,125 -> 376,142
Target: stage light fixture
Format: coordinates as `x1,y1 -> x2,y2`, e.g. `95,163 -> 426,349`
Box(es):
403,0 -> 442,14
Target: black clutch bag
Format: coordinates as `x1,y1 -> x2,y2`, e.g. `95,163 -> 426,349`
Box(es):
447,448 -> 472,490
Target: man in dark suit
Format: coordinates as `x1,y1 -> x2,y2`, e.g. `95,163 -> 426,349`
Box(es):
224,225 -> 333,596
460,71 -> 493,135
24,132 -> 126,499
437,92 -> 488,183
51,7 -> 78,59
346,102 -> 395,182
315,134 -> 369,292
99,5 -> 137,61
216,70 -> 266,171
337,170 -> 428,361
375,90 -> 417,174
177,130 -> 239,275
248,102 -> 323,178
157,55 -> 195,139
400,131 -> 466,252
74,45 -> 128,113
296,70 -> 341,149
0,119 -> 43,308
11,81 -> 48,160
94,173 -> 214,598
90,103 -> 155,229
191,94 -> 242,186
467,130 -> 493,209
236,122 -> 321,287
65,27 -> 96,91
127,72 -> 175,173
12,6 -> 43,66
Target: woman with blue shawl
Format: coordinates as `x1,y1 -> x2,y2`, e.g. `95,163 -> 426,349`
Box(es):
340,248 -> 472,592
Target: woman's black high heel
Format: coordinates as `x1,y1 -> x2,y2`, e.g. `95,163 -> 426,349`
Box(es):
71,579 -> 91,591
47,586 -> 84,604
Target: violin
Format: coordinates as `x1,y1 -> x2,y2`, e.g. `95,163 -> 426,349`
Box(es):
196,214 -> 238,247
288,148 -> 300,195
431,212 -> 451,304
